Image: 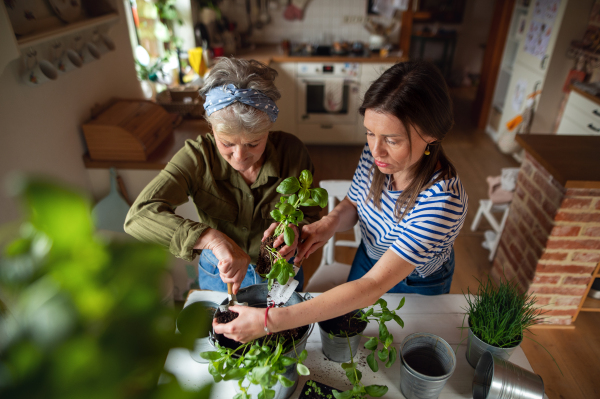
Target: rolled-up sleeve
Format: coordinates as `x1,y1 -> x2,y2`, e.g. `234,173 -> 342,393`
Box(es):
124,143 -> 209,261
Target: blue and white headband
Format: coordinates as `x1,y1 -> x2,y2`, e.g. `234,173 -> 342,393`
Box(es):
203,84 -> 279,122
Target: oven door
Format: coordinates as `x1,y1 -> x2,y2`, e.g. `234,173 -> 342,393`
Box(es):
297,77 -> 359,125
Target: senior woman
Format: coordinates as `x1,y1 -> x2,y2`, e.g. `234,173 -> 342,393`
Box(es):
213,61 -> 469,343
124,58 -> 318,293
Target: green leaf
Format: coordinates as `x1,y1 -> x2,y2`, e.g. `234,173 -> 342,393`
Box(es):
364,385 -> 388,397
393,314 -> 404,328
299,170 -> 313,187
381,311 -> 393,322
280,356 -> 297,366
396,297 -> 406,310
379,322 -> 389,342
341,362 -> 355,371
367,352 -> 379,372
378,348 -> 389,362
270,209 -> 284,222
277,265 -> 290,286
365,308 -> 374,317
384,335 -> 393,349
288,194 -> 298,205
298,188 -> 310,203
277,177 -> 301,195
386,347 -> 397,368
364,337 -> 378,350
200,351 -> 222,361
258,389 -> 275,399
296,363 -> 310,376
346,369 -> 362,384
252,366 -> 272,386
332,390 -> 353,399
298,349 -> 308,363
279,203 -> 294,215
283,226 -> 294,246
300,199 -> 318,207
376,298 -> 388,309
278,375 -> 295,387
328,332 -> 334,339
311,188 -> 328,208
224,368 -> 247,380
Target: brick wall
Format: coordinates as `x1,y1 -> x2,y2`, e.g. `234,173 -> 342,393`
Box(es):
492,153 -> 600,325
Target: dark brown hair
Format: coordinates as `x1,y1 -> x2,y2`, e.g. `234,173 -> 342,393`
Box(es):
359,61 -> 456,221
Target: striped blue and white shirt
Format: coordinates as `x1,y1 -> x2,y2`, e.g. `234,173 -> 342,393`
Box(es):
347,144 -> 468,277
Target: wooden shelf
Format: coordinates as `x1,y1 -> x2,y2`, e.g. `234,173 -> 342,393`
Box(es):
581,296 -> 600,312
17,13 -> 119,49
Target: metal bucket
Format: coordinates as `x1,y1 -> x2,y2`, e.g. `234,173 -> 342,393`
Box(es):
318,310 -> 365,363
176,300 -> 219,363
473,351 -> 544,399
209,284 -> 314,399
399,333 -> 456,399
466,325 -> 521,368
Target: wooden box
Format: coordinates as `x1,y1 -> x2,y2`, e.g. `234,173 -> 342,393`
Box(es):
83,100 -> 173,161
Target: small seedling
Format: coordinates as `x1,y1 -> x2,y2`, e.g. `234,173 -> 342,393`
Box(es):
263,170 -> 328,289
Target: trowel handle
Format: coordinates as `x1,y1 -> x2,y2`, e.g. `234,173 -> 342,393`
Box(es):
227,283 -> 233,296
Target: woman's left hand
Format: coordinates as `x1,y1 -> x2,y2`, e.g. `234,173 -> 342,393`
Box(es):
262,222 -> 299,261
213,305 -> 267,343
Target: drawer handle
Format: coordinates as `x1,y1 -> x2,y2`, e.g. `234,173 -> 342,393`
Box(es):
321,124 -> 333,129
588,123 -> 600,132
593,109 -> 600,117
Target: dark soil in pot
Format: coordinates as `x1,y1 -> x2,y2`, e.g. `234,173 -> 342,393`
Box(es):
214,308 -> 309,351
256,235 -> 283,276
318,310 -> 367,337
300,380 -> 338,399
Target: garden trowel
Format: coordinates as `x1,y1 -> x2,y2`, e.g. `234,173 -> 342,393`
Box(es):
219,283 -> 248,312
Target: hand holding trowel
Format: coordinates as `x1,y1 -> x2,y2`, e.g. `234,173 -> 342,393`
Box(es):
219,282 -> 248,312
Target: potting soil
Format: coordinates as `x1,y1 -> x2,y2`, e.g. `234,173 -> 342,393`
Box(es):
318,310 -> 367,337
256,235 -> 281,276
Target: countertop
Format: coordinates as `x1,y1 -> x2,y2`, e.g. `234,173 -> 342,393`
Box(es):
161,290 -> 538,399
515,134 -> 600,189
235,44 -> 407,64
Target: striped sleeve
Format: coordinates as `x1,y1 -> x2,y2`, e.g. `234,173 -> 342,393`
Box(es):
390,178 -> 468,276
347,144 -> 372,204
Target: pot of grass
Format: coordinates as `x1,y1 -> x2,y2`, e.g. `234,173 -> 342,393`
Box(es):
463,275 -> 541,368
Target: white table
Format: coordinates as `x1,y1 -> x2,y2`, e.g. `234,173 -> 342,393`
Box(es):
162,291 -> 537,398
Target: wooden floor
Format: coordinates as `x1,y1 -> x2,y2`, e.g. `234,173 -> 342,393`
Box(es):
301,87 -> 600,399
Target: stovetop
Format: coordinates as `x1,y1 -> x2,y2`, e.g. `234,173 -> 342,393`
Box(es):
288,44 -> 371,58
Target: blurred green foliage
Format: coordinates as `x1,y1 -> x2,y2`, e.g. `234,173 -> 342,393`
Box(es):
0,177 -> 210,398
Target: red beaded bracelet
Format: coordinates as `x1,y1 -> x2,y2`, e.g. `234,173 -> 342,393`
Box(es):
264,304 -> 275,335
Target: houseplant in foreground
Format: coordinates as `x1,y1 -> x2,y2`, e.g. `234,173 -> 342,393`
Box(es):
256,170 -> 328,289
0,177 -> 209,399
462,274 -> 546,368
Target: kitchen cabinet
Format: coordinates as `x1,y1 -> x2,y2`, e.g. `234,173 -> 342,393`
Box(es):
556,88 -> 600,135
271,62 -> 297,136
486,0 -> 593,142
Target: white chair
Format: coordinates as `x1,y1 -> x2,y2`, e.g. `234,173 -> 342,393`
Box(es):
304,180 -> 361,292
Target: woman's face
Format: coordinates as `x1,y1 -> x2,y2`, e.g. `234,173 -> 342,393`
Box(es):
364,109 -> 434,181
213,130 -> 269,173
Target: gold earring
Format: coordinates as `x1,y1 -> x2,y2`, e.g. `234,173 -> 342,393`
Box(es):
424,144 -> 430,156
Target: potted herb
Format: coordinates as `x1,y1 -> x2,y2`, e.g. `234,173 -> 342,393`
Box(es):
328,298 -> 405,399
201,285 -> 314,399
300,379 -> 337,399
318,309 -> 367,363
256,170 -> 328,289
462,275 -> 542,368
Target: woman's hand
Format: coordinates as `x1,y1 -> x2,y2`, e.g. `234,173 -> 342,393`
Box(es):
262,223 -> 299,261
195,229 -> 251,293
294,215 -> 338,264
213,305 -> 267,343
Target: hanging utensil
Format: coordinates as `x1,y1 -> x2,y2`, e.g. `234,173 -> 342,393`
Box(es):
92,168 -> 131,233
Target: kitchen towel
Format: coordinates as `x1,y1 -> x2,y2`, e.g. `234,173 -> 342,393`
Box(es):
323,79 -> 344,113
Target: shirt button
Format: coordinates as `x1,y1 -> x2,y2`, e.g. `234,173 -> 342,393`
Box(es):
248,194 -> 253,200
242,227 -> 248,232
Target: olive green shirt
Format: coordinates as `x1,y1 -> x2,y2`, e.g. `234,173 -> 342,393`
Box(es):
124,131 -> 318,263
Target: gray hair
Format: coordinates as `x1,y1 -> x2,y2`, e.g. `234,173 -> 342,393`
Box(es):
200,58 -> 280,136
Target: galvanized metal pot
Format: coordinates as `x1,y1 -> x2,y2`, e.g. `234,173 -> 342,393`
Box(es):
318,310 -> 365,363
466,318 -> 522,368
399,332 -> 456,399
209,284 -> 314,399
473,351 -> 544,399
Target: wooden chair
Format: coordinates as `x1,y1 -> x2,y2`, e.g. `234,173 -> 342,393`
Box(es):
304,180 -> 361,292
